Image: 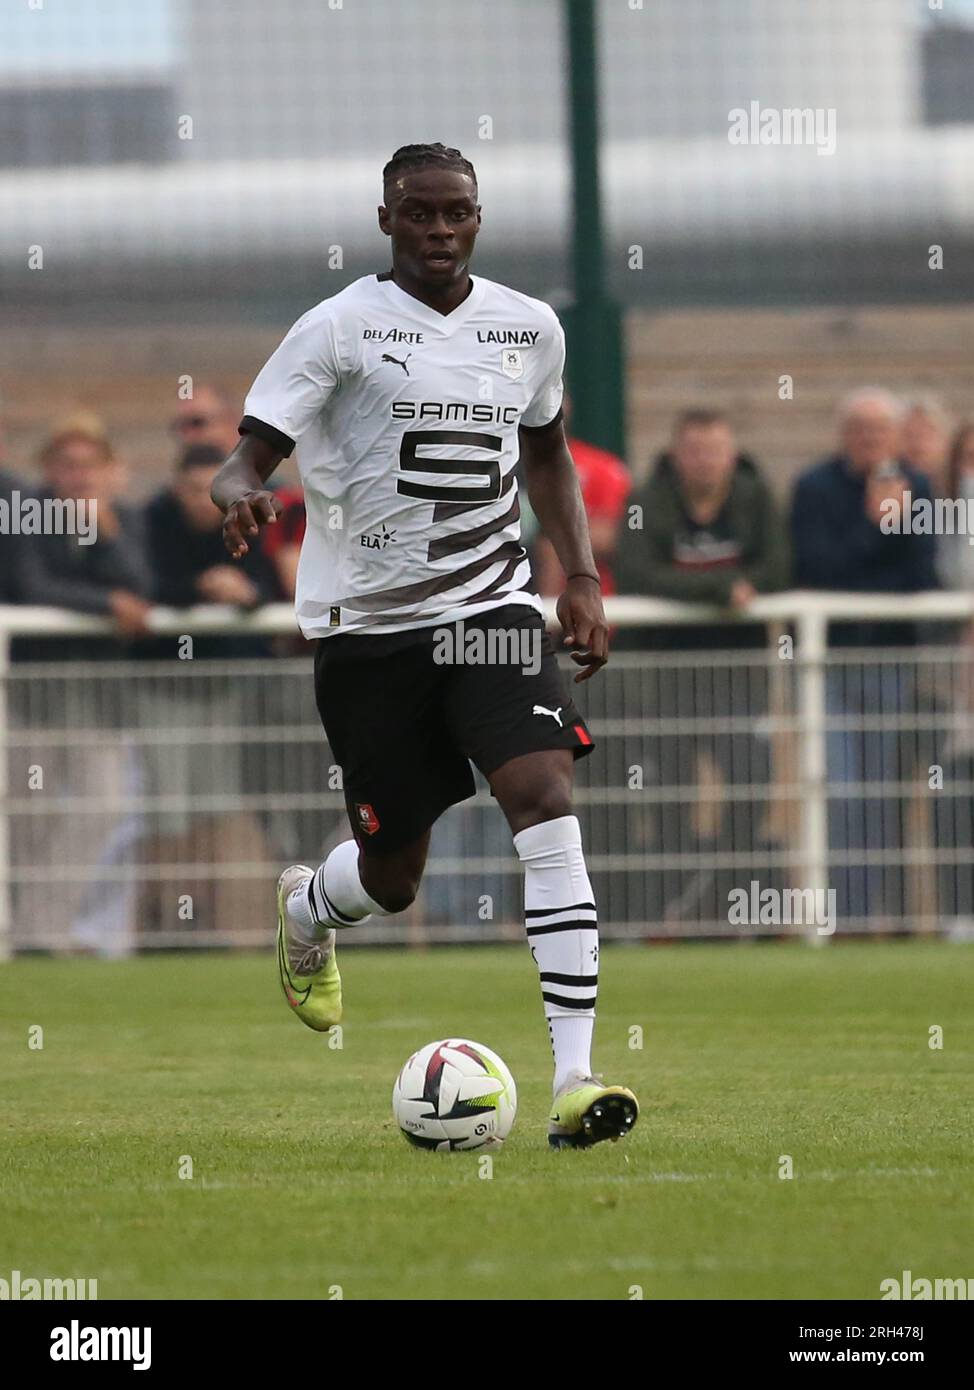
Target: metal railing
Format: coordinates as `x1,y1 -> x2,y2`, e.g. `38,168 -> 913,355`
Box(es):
2,591 -> 973,955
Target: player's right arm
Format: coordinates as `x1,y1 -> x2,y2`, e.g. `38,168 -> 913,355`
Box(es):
212,434 -> 284,560
213,301 -> 343,560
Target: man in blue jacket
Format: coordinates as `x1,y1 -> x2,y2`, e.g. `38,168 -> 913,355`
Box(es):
791,389 -> 937,927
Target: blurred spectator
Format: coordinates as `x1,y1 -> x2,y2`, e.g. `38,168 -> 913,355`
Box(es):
169,385 -> 240,457
791,389 -> 937,925
931,422 -> 974,930
615,410 -> 789,923
532,397 -> 630,596
901,394 -> 953,496
0,442 -> 25,602
0,403 -> 23,484
16,426 -> 152,658
617,411 -> 788,620
141,442 -> 278,659
11,424 -> 151,956
792,389 -> 937,643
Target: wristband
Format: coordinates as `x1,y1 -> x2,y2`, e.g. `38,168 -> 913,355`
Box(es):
566,572 -> 601,584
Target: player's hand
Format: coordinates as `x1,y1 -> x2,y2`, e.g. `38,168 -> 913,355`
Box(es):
221,489 -> 282,559
196,565 -> 259,607
108,589 -> 153,637
556,576 -> 609,683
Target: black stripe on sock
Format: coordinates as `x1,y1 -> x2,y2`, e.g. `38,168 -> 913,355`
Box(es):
542,991 -> 598,1010
539,971 -> 599,987
307,871 -> 321,924
525,901 -> 596,920
320,885 -> 359,927
527,919 -> 598,938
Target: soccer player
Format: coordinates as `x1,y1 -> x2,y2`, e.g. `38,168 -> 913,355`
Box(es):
211,143 -> 638,1148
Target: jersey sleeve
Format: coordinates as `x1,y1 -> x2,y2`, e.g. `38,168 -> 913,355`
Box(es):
240,308 -> 343,457
519,314 -> 566,430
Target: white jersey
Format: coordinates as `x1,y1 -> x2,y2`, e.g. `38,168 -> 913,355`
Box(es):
241,272 -> 564,639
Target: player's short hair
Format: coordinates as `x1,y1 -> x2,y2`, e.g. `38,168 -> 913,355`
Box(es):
382,143 -> 477,199
672,408 -> 731,437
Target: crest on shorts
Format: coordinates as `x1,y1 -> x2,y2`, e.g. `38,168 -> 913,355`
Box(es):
356,802 -> 380,835
501,349 -> 523,380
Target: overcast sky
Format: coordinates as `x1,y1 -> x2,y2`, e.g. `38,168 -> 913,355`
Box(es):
1,0 -> 174,75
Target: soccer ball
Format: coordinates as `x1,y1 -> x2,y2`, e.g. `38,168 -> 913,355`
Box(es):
392,1038 -> 517,1151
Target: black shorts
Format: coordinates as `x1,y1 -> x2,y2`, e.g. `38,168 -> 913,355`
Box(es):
313,603 -> 595,854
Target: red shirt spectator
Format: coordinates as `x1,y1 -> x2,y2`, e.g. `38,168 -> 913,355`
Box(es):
532,436 -> 630,595
261,486 -> 306,599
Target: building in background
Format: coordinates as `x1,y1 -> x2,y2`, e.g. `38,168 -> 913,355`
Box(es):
3,0 -> 974,318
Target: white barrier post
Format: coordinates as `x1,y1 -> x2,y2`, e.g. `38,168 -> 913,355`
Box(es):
796,606 -> 831,944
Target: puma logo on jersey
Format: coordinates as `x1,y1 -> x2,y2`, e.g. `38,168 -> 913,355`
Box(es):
381,352 -> 412,375
533,704 -> 564,727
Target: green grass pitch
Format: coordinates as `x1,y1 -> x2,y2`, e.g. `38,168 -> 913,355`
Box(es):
1,941 -> 971,1300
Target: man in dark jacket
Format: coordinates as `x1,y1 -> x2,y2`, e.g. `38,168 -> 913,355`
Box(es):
790,389 -> 938,926
0,463 -> 24,604
16,428 -> 151,658
616,410 -> 789,646
141,443 -> 278,661
791,389 -> 937,646
11,426 -> 151,954
615,409 -> 790,925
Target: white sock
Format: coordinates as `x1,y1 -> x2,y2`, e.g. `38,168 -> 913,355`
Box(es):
286,839 -> 389,936
548,1016 -> 595,1093
513,815 -> 598,1095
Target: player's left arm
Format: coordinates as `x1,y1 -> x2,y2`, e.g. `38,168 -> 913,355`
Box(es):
519,415 -> 608,682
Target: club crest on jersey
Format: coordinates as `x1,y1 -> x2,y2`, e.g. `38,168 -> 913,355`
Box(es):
501,349 -> 523,380
355,802 -> 381,836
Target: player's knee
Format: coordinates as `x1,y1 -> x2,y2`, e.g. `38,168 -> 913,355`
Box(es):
516,784 -> 574,831
367,877 -> 420,915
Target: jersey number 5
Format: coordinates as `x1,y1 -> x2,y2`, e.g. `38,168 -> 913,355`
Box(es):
396,430 -> 503,504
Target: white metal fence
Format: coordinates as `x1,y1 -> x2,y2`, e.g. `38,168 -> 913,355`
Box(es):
2,592 -> 973,955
